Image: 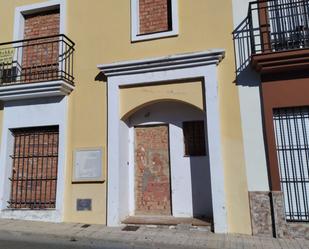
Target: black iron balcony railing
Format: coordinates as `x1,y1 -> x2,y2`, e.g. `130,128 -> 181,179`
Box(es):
0,34 -> 74,85
233,0 -> 309,73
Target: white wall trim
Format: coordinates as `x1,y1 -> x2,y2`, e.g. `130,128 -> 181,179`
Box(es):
0,96 -> 68,222
130,0 -> 179,42
98,50 -> 225,76
13,0 -> 66,41
0,81 -> 74,101
99,50 -> 228,233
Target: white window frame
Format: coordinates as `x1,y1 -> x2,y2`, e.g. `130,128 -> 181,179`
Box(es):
131,0 -> 179,42
14,0 -> 66,41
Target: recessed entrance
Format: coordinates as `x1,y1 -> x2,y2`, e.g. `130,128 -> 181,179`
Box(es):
134,125 -> 172,215
104,50 -> 228,232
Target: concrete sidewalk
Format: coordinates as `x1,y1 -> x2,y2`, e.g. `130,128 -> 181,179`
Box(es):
0,218 -> 308,249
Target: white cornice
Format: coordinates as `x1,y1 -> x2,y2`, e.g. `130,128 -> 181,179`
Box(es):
0,81 -> 74,101
98,49 -> 225,77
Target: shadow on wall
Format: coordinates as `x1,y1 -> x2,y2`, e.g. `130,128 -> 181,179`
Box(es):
232,14 -> 261,87
95,72 -> 107,82
190,156 -> 213,219
4,95 -> 64,108
236,64 -> 260,87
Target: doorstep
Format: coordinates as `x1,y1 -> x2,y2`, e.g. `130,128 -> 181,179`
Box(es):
122,215 -> 212,227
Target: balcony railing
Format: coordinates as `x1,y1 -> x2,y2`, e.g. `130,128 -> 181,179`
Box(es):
0,34 -> 74,86
233,0 -> 309,73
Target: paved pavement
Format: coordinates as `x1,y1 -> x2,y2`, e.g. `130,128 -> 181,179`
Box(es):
0,218 -> 307,249
0,231 -> 154,249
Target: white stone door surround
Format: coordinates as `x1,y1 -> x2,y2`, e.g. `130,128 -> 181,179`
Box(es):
98,50 -> 228,233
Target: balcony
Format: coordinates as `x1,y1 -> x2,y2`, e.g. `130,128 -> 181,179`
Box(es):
0,34 -> 75,101
233,0 -> 309,74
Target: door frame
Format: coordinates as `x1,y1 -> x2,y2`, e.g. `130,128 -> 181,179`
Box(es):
103,52 -> 228,233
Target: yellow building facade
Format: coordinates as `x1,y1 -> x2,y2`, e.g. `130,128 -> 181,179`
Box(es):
0,0 -> 251,234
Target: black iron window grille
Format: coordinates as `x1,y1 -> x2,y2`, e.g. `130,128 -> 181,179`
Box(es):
273,107 -> 309,222
0,34 -> 74,85
8,126 -> 59,209
183,121 -> 206,156
233,0 -> 309,73
268,0 -> 309,51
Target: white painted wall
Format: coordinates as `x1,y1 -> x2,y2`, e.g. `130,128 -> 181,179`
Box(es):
118,120 -> 130,220
0,96 -> 68,222
232,0 -> 269,191
128,101 -> 213,218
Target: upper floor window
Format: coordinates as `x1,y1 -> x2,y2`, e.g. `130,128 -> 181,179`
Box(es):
131,0 -> 179,42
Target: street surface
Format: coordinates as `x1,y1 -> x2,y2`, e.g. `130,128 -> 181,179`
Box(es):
0,219 -> 307,249
0,230 -> 176,249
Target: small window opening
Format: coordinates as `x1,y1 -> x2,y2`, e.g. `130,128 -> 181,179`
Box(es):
183,121 -> 206,157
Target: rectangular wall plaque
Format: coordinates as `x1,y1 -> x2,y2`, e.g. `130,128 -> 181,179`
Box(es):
73,147 -> 104,183
77,199 -> 92,211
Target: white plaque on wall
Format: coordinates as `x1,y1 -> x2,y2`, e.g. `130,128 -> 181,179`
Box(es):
73,148 -> 104,183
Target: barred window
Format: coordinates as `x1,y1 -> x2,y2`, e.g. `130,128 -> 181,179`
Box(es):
9,126 -> 59,209
183,121 -> 206,156
273,107 -> 309,222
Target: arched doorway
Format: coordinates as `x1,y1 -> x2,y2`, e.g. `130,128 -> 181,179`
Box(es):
101,51 -> 228,232
122,101 -> 213,224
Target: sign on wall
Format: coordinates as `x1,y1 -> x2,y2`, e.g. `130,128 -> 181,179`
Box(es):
73,147 -> 104,183
0,48 -> 15,64
76,199 -> 92,211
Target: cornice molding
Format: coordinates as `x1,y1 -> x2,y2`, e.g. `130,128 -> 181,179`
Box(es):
98,50 -> 225,77
0,81 -> 74,101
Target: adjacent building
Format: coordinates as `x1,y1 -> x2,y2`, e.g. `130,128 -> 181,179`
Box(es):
233,0 -> 309,238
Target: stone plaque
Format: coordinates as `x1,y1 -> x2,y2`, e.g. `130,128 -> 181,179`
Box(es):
73,148 -> 103,182
77,199 -> 92,211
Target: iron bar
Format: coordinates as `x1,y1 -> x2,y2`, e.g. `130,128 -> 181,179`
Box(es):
233,0 -> 309,73
0,34 -> 74,85
8,126 -> 59,210
274,107 -> 309,222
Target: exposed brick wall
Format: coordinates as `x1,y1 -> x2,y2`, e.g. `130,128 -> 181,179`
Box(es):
10,127 -> 59,209
139,0 -> 171,35
135,125 -> 171,215
23,10 -> 60,40
22,10 -> 60,82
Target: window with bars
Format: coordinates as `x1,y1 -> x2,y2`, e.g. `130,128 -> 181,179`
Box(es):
8,126 -> 59,209
273,107 -> 309,222
183,121 -> 206,157
268,0 -> 309,51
